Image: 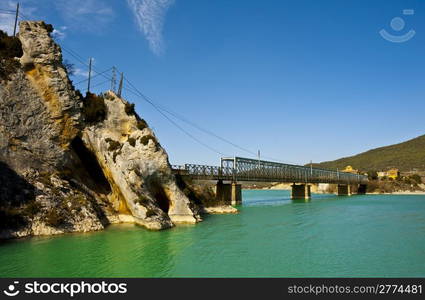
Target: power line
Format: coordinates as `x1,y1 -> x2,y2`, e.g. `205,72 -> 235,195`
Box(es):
152,103 -> 257,156
5,13 -> 230,157
62,47 -> 91,69
14,25 -> 293,162
60,48 -> 298,162
18,11 -> 31,20
40,42 -> 297,162
90,79 -> 111,89
121,85 -> 228,156
121,76 -> 302,162
62,47 -> 115,85
61,47 -> 114,86
73,67 -> 113,85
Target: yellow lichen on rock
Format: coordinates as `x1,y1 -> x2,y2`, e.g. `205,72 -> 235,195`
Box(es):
25,64 -> 79,148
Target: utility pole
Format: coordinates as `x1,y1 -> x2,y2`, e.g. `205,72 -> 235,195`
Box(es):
111,66 -> 116,93
117,72 -> 124,97
310,160 -> 313,175
13,3 -> 19,37
87,58 -> 92,94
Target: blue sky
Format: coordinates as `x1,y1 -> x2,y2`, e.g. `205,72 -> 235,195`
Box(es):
1,0 -> 424,166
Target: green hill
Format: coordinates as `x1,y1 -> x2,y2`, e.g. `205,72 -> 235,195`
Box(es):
312,135 -> 425,172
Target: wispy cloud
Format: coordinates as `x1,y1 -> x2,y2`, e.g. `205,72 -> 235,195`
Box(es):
127,0 -> 175,56
54,0 -> 114,33
74,68 -> 89,78
73,57 -> 96,78
52,26 -> 67,40
0,1 -> 37,35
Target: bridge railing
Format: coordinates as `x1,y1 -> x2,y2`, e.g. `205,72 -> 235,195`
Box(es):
171,158 -> 368,184
172,164 -> 235,180
227,157 -> 368,184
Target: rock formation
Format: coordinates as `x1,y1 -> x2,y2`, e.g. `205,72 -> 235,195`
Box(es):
82,91 -> 200,229
0,21 -> 201,239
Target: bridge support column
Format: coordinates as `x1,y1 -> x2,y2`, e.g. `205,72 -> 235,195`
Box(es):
231,182 -> 242,205
357,184 -> 367,195
337,184 -> 352,196
216,180 -> 241,205
291,184 -> 311,200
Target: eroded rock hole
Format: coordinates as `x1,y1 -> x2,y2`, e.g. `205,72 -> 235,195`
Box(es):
71,136 -> 111,194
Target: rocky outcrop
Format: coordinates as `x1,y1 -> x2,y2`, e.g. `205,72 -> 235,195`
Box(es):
0,21 -> 201,239
82,91 -> 200,229
0,21 -> 81,174
0,164 -> 104,239
202,206 -> 238,214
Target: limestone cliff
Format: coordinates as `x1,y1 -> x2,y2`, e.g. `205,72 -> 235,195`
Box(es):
0,21 -> 200,239
1,21 -> 81,174
82,91 -> 200,229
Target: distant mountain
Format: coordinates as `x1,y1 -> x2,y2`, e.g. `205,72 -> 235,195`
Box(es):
312,135 -> 425,172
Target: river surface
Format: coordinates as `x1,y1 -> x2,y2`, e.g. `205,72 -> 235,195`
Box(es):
0,190 -> 424,277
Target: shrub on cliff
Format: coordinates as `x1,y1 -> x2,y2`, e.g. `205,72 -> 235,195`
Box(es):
0,30 -> 22,58
63,59 -> 75,76
140,135 -> 157,146
0,30 -> 23,81
128,137 -> 136,147
124,102 -> 135,115
83,92 -> 107,123
136,116 -> 148,130
105,138 -> 121,151
104,138 -> 122,163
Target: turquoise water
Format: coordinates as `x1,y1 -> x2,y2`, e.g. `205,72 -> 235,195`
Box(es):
0,190 -> 425,277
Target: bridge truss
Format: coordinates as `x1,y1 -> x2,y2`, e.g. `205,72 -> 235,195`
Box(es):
172,156 -> 368,184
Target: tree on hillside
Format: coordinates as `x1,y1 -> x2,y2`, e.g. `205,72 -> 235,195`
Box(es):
408,174 -> 422,184
367,170 -> 378,180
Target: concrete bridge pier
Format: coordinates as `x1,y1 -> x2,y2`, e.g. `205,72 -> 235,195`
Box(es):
231,182 -> 242,205
337,184 -> 352,196
291,184 -> 311,200
216,180 -> 242,205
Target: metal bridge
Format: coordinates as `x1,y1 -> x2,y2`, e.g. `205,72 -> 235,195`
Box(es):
172,156 -> 368,185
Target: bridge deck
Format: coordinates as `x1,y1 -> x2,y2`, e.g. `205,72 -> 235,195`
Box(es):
172,157 -> 368,185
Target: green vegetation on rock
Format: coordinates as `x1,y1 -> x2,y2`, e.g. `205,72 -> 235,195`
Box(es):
0,30 -> 23,81
124,102 -> 135,115
128,137 -> 136,147
83,92 -> 107,124
136,118 -> 148,130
